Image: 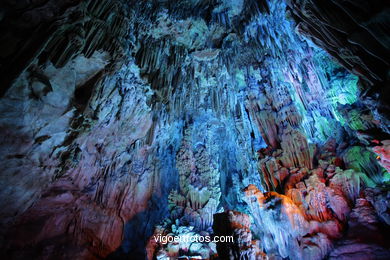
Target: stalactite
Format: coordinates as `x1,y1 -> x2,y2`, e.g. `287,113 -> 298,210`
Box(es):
280,127 -> 313,169
1,0 -> 389,259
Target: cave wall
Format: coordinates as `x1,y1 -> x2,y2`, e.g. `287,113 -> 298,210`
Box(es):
286,0 -> 390,135
0,1 -> 171,258
0,0 -> 389,259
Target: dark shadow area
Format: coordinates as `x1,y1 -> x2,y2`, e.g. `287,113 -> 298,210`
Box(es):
106,195 -> 169,260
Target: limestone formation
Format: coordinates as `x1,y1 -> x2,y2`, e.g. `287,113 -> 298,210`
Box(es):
0,0 -> 389,259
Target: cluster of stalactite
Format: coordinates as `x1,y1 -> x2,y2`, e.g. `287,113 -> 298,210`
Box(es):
237,0 -> 389,195
286,0 -> 390,139
0,0 -> 389,259
146,127 -> 222,259
173,128 -> 221,231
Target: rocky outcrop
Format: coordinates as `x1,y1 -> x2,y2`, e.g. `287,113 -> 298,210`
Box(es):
0,50 -> 111,236
243,141 -> 389,260
329,197 -> 390,260
1,56 -> 165,259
